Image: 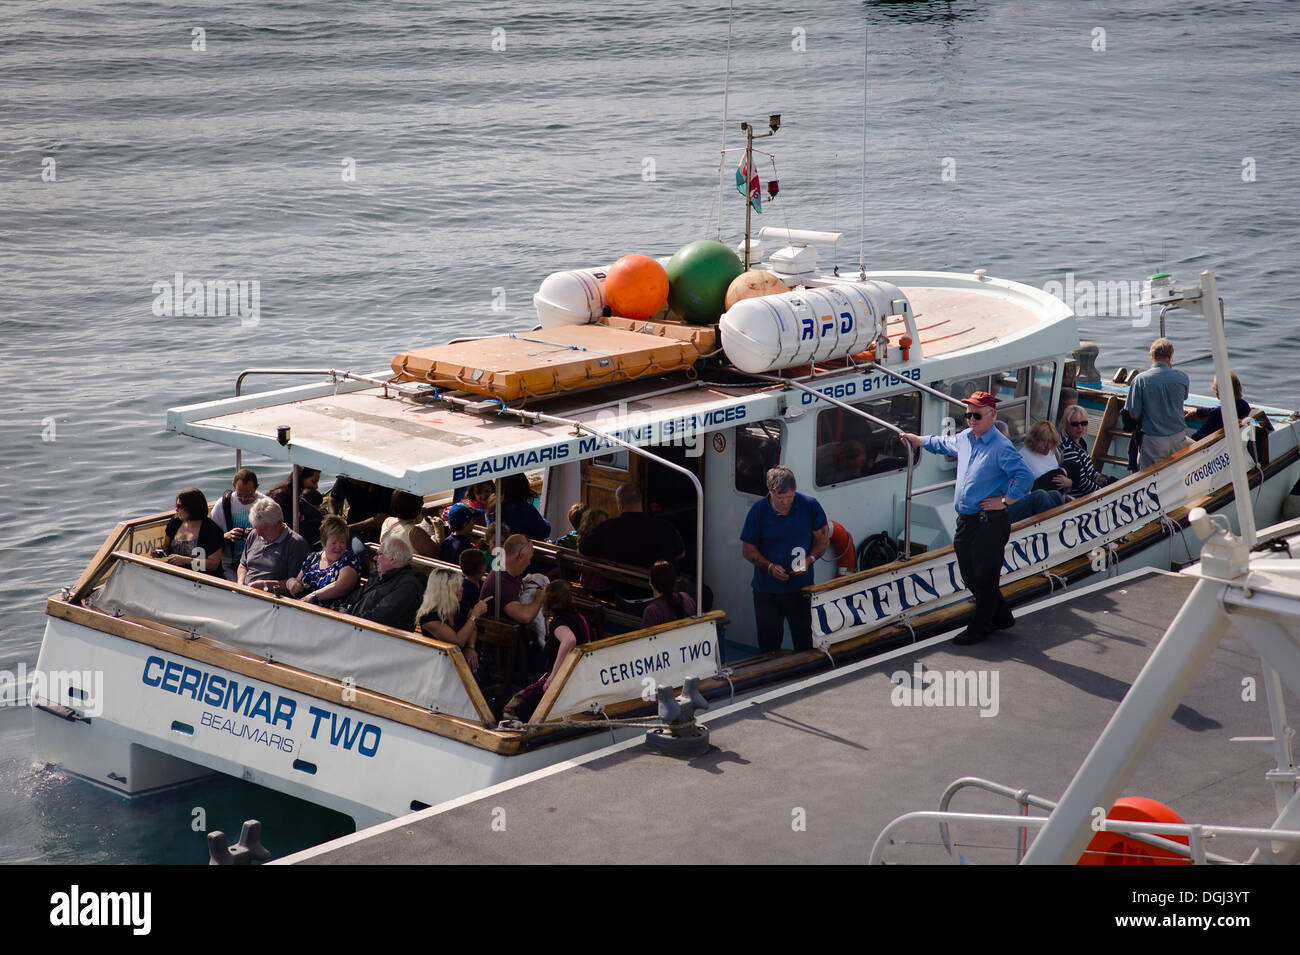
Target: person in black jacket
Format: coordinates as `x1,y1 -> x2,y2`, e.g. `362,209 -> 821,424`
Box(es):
1192,372 -> 1250,442
350,537 -> 424,631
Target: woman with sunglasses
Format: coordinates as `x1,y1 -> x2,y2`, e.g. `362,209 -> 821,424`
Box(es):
1058,408 -> 1112,495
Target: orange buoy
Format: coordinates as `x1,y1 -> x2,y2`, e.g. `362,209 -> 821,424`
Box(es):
606,254 -> 670,321
1078,797 -> 1191,865
899,335 -> 913,362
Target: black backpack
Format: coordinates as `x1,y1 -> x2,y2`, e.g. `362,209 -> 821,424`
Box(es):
857,531 -> 900,571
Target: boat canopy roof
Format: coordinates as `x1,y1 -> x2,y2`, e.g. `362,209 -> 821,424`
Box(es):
168,371 -> 785,495
165,269 -> 1076,494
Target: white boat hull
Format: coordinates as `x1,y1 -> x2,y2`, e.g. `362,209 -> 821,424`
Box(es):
33,617 -> 628,830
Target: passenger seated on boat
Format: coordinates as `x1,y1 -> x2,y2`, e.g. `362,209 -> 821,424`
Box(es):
285,516 -> 361,610
481,534 -> 546,627
574,508 -> 615,597
1058,406 -> 1112,495
267,467 -> 323,546
417,568 -> 489,675
238,499 -> 311,595
554,503 -> 585,550
437,503 -> 477,564
381,491 -> 439,562
210,467 -> 271,580
161,487 -> 224,576
459,547 -> 486,605
350,536 -> 425,631
1192,372 -> 1250,442
444,481 -> 493,525
328,476 -> 392,544
1058,386 -> 1079,422
502,580 -> 593,722
1006,488 -> 1064,523
488,473 -> 551,541
579,483 -> 685,596
642,561 -> 696,628
481,521 -> 512,561
1020,421 -> 1072,494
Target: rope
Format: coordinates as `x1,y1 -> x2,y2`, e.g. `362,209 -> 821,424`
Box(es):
898,613 -> 917,643
717,665 -> 736,702
593,704 -> 616,744
1158,514 -> 1192,564
1041,569 -> 1067,593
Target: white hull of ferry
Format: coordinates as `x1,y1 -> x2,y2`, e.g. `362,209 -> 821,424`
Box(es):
34,616 -> 638,830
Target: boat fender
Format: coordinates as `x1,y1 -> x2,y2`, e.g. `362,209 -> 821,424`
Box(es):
533,268 -> 609,327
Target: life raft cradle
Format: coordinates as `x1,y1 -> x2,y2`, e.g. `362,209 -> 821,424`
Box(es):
391,317 -> 719,402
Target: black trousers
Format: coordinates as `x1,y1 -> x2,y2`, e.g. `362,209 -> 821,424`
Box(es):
954,511 -> 1011,634
753,590 -> 813,653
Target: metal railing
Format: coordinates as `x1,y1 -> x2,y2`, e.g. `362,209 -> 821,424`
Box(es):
870,775 -> 1269,865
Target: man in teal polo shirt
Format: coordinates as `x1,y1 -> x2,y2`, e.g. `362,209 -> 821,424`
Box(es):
740,466 -> 830,652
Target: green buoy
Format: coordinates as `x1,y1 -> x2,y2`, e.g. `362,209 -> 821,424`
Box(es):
665,240 -> 744,326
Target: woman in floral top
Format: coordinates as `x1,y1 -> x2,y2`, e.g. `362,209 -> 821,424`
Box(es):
286,516 -> 361,609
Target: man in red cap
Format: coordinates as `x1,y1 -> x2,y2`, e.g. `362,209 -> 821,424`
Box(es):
900,392 -> 1033,645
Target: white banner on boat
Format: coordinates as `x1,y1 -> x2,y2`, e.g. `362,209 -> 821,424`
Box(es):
812,436 -> 1239,645
545,618 -> 719,719
90,560 -> 480,721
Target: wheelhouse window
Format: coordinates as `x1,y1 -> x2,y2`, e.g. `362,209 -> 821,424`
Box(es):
944,364 -> 1055,445
1030,361 -> 1057,426
735,419 -> 783,496
814,390 -> 922,487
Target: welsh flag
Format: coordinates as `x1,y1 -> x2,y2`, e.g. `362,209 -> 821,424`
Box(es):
736,157 -> 761,213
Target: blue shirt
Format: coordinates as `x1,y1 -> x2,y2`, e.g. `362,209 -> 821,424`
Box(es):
1126,362 -> 1189,437
922,429 -> 1033,515
740,491 -> 829,593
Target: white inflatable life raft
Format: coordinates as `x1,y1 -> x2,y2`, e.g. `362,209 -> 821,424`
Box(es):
719,280 -> 909,374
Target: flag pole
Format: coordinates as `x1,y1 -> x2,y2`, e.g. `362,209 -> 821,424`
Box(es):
742,122 -> 755,269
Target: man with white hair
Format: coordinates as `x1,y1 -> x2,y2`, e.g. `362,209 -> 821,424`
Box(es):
238,498 -> 310,594
350,536 -> 425,631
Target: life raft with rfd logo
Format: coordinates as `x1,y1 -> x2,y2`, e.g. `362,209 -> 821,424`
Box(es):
718,280 -> 910,374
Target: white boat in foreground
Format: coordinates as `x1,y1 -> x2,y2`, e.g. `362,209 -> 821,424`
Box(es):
32,226 -> 1300,830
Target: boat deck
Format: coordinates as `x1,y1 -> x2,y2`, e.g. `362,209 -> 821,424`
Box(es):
284,567 -> 1294,865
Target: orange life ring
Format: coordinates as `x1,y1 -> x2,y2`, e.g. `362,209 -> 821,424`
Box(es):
1077,797 -> 1190,865
826,520 -> 856,576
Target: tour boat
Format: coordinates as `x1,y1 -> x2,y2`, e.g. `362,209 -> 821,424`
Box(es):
32,209 -> 1300,830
